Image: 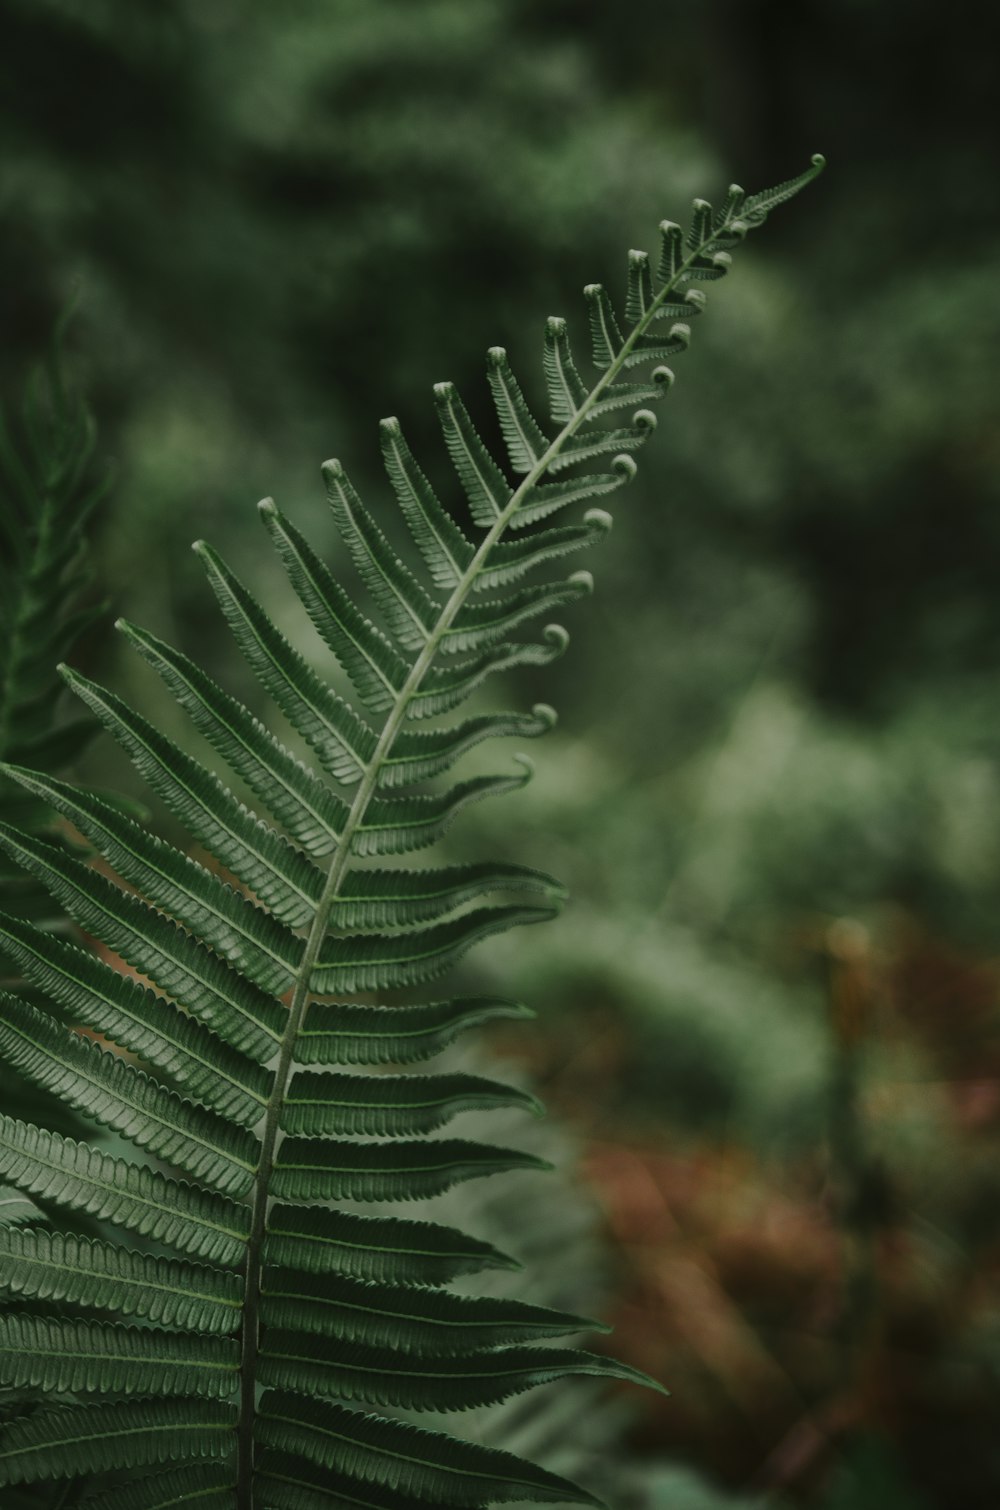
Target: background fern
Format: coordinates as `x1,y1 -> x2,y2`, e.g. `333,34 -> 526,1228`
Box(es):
0,158 -> 822,1506
0,330 -> 110,1155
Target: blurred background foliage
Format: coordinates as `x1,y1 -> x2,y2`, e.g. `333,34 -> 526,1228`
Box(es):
2,0 -> 999,1504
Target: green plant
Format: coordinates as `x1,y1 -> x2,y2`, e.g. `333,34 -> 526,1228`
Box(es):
0,154 -> 823,1507
0,329 -> 109,1160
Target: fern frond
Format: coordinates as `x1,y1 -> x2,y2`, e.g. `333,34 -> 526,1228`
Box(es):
0,154 -> 823,1504
2,766 -> 304,993
259,1270 -> 600,1353
0,910 -> 270,1126
320,461 -> 440,652
0,823 -> 287,1060
0,994 -> 258,1196
256,1335 -> 657,1413
79,1464 -> 236,1510
474,513 -> 612,589
542,317 -> 588,425
270,1135 -> 551,1204
118,619 -> 352,853
376,420 -> 474,590
378,706 -> 556,787
279,1068 -> 542,1137
0,338 -> 107,774
0,1314 -> 239,1398
293,995 -> 534,1067
433,381 -> 513,528
255,1393 -> 604,1507
262,1203 -> 519,1285
64,665 -> 326,927
486,348 -> 551,474
0,334 -> 110,1184
0,1227 -> 241,1331
582,284 -> 624,369
0,1115 -> 250,1262
325,861 -> 564,930
0,1400 -> 234,1486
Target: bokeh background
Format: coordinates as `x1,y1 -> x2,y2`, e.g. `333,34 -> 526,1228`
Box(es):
3,1 -> 1000,1505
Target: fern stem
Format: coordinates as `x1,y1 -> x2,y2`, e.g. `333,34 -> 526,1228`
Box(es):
235,218 -> 740,1498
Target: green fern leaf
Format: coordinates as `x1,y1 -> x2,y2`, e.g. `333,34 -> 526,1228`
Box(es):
254,1455 -> 453,1510
279,1069 -> 541,1138
742,152 -> 825,223
0,155 -> 822,1503
0,824 -> 287,1060
79,1464 -> 236,1510
0,1114 -> 250,1262
262,1203 -> 519,1286
118,619 -> 354,848
582,284 -> 624,369
0,994 -> 258,1196
541,317 -> 588,425
0,1314 -> 239,1398
0,1186 -> 42,1226
202,532 -> 408,720
433,382 -> 512,527
443,573 -> 591,653
378,706 -> 556,787
508,459 -> 635,530
376,420 -> 475,591
0,911 -> 268,1125
256,1393 -> 603,1507
60,666 -> 327,933
625,249 -> 654,323
293,996 -> 534,1067
259,1269 -> 600,1353
0,1400 -> 235,1486
257,1335 -> 659,1413
474,513 -> 612,589
407,634 -> 568,719
270,1135 -> 551,1204
2,766 -> 303,993
326,861 -> 564,930
486,348 -> 551,474
308,904 -> 555,994
320,461 -> 439,653
0,1227 -> 241,1332
354,767 -> 536,856
545,416 -> 656,473
657,219 -> 684,282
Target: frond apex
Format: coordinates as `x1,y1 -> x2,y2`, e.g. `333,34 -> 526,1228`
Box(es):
510,751 -> 535,783
583,507 -> 614,531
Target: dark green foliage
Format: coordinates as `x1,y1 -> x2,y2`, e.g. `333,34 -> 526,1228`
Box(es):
0,159 -> 821,1504
0,331 -> 108,967
0,329 -> 111,1197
